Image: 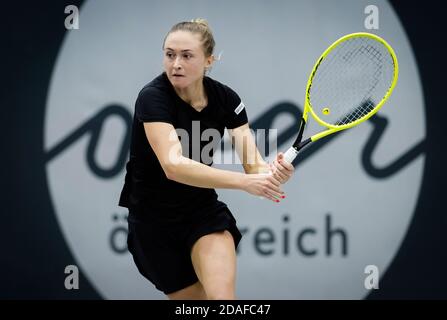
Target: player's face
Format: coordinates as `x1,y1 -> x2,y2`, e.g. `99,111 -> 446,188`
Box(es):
163,31 -> 212,89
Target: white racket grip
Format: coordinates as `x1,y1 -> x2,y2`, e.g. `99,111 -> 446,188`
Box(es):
284,147 -> 299,164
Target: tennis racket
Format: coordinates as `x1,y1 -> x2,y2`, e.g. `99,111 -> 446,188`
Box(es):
283,32 -> 398,164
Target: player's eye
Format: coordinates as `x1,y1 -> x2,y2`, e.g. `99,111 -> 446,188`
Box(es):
183,54 -> 192,59
166,52 -> 175,59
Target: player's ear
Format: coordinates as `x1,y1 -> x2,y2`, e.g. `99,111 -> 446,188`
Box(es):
206,54 -> 215,67
204,55 -> 214,75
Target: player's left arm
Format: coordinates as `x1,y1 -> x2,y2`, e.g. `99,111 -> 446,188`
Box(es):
228,123 -> 270,174
228,123 -> 295,183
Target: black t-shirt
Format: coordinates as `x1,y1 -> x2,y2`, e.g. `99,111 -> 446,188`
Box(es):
118,73 -> 248,220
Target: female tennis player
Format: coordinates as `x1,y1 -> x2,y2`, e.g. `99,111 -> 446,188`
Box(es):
118,19 -> 294,300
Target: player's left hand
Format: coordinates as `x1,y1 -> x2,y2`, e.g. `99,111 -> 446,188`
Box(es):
270,152 -> 295,184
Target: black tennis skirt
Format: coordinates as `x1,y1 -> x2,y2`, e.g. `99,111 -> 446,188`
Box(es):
126,199 -> 242,295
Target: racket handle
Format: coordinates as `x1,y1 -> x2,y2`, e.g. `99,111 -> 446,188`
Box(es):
283,147 -> 299,164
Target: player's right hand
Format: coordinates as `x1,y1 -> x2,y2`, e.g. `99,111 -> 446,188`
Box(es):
241,173 -> 285,203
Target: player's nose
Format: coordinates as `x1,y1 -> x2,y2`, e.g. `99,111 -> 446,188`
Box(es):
173,57 -> 182,69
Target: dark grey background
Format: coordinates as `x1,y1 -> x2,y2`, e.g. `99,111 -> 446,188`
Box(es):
1,1 -> 445,299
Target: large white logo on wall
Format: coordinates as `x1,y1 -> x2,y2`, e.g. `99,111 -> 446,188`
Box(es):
45,0 -> 425,299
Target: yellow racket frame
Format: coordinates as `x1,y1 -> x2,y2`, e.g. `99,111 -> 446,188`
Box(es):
304,32 -> 399,143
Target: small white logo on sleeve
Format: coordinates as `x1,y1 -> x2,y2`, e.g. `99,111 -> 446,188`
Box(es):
235,101 -> 245,115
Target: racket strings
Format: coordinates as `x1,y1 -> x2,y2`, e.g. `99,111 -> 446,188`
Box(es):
309,36 -> 395,126
336,99 -> 375,125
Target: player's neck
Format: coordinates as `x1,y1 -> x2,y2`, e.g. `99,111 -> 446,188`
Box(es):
174,79 -> 207,111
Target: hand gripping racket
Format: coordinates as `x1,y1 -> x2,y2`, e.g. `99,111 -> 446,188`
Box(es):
283,32 -> 399,164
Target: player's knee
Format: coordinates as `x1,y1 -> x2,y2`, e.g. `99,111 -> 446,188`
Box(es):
205,285 -> 235,300
167,281 -> 207,300
206,291 -> 235,300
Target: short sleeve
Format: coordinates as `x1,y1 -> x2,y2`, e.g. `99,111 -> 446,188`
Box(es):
135,86 -> 174,124
223,85 -> 248,129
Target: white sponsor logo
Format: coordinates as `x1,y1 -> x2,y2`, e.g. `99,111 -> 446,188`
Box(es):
235,101 -> 245,115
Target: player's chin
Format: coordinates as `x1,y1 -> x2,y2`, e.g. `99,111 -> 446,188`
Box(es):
169,76 -> 189,88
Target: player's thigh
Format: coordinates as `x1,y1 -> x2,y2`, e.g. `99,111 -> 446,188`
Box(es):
190,230 -> 236,289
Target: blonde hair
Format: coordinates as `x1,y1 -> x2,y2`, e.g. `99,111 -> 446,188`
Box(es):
163,18 -> 215,57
